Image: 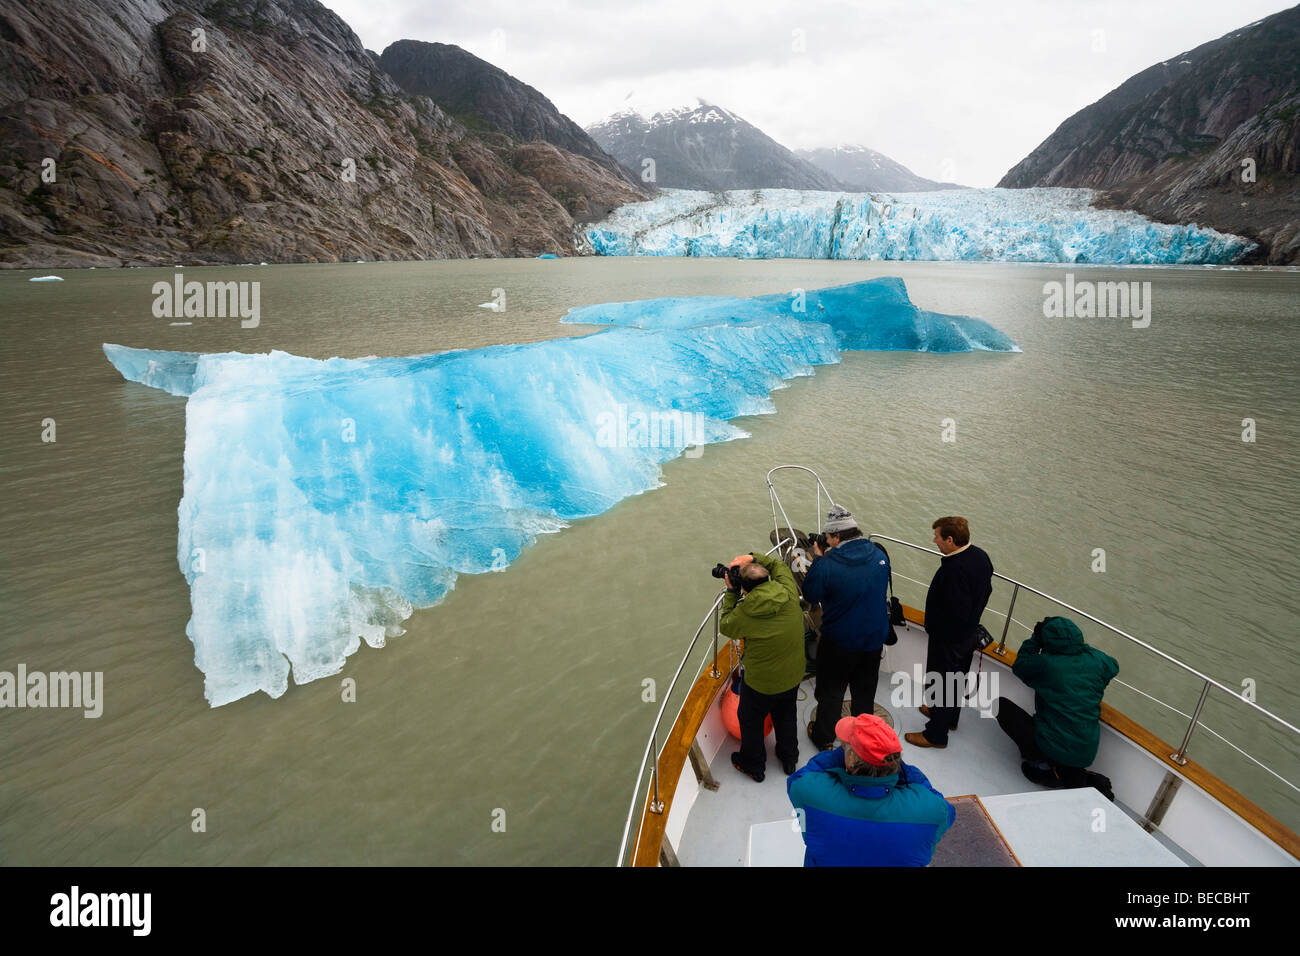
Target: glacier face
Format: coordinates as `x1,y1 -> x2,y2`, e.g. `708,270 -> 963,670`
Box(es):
104,278 -> 1017,706
583,187 -> 1255,264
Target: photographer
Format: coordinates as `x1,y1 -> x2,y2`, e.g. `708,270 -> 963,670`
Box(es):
802,507 -> 892,752
717,551 -> 806,782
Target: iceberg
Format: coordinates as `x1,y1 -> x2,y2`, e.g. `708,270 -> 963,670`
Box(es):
29,275 -> 64,282
104,278 -> 1017,706
584,187 -> 1255,264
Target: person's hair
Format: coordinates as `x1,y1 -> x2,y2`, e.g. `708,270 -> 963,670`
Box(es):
738,563 -> 769,591
829,527 -> 862,541
844,745 -> 901,777
931,516 -> 970,547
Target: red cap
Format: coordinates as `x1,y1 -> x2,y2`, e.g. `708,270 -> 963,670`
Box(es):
835,714 -> 902,766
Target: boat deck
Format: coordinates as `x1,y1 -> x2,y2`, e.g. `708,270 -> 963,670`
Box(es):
676,661 -> 1189,866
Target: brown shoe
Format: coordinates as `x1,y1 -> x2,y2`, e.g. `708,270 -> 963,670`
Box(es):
904,731 -> 946,749
918,705 -> 955,732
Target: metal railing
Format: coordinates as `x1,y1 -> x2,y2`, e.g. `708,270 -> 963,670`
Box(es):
617,466 -> 1299,865
866,533 -> 1300,771
615,542 -> 786,866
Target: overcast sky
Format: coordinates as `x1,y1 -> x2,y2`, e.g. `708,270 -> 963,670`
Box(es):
323,0 -> 1295,187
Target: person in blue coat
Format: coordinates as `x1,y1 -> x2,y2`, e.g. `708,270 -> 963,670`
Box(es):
801,507 -> 892,751
788,713 -> 955,867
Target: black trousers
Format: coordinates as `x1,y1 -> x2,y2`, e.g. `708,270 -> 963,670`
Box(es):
994,697 -> 1089,787
922,638 -> 975,745
736,681 -> 799,773
810,639 -> 882,750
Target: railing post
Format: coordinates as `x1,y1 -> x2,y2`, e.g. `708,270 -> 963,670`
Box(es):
710,601 -> 722,678
649,731 -> 665,814
997,583 -> 1020,653
1171,680 -> 1212,766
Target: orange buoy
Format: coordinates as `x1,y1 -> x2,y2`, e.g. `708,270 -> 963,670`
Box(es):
721,684 -> 773,740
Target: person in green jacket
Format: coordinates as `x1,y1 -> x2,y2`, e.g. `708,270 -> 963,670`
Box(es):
995,616 -> 1119,791
719,551 -> 807,782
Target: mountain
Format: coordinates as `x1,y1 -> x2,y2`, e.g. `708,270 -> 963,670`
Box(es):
998,6 -> 1300,263
0,0 -> 645,267
586,100 -> 841,191
378,39 -> 638,200
796,145 -> 963,192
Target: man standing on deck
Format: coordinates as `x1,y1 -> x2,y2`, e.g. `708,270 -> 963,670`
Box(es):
905,516 -> 994,750
802,507 -> 893,752
718,551 -> 806,782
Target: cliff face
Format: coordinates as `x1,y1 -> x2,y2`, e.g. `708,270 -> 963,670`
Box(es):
999,6 -> 1300,263
0,0 -> 645,266
378,40 -> 635,187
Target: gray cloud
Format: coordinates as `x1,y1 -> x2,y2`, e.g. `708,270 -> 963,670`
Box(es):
324,0 -> 1296,186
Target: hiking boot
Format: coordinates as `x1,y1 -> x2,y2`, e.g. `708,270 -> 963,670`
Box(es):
731,752 -> 764,783
806,720 -> 834,752
1021,761 -> 1062,788
781,754 -> 798,775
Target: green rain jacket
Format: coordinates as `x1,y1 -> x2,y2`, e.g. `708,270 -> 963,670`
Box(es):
1012,616 -> 1120,768
719,552 -> 807,695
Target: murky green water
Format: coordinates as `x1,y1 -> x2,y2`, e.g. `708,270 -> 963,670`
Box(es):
1,257 -> 1296,863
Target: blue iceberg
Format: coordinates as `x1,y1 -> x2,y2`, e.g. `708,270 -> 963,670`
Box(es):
584,187 -> 1255,264
105,278 -> 1017,706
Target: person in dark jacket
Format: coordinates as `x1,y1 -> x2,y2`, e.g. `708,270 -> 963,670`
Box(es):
996,616 -> 1119,791
719,551 -> 807,781
788,713 -> 954,866
905,516 -> 994,750
801,507 -> 892,751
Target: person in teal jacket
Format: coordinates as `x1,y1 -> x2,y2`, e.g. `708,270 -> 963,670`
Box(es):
788,713 -> 954,866
996,616 -> 1119,789
719,551 -> 807,782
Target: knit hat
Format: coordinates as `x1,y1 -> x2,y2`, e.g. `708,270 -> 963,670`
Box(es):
824,506 -> 858,534
835,713 -> 902,766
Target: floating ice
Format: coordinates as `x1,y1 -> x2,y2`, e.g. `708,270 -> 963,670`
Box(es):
104,278 -> 1016,706
29,275 -> 63,282
584,187 -> 1254,264
563,277 -> 1019,353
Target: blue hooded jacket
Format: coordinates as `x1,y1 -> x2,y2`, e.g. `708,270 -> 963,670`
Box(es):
801,537 -> 891,651
787,749 -> 955,867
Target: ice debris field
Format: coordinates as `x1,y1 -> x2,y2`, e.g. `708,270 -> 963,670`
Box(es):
584,187 -> 1254,264
104,278 -> 1017,707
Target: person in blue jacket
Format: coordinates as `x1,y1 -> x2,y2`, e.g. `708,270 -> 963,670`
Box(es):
788,713 -> 955,867
801,506 -> 892,751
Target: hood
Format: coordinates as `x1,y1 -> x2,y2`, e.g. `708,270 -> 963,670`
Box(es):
825,537 -> 883,568
1038,616 -> 1086,655
740,579 -> 797,618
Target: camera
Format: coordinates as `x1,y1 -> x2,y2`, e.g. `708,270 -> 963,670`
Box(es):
809,532 -> 828,554
711,562 -> 744,590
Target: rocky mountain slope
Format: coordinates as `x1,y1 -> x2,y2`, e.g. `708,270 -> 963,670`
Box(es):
999,6 -> 1300,263
587,100 -> 840,191
379,39 -> 635,193
795,145 -> 962,192
0,0 -> 646,267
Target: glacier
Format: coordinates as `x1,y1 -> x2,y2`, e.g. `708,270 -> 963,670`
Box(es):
104,278 -> 1017,706
583,187 -> 1255,264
